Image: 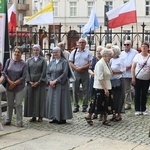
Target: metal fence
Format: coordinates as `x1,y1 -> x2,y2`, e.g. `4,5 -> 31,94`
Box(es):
9,22 -> 150,60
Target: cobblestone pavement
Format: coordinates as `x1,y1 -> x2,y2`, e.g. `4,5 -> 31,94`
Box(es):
5,105 -> 150,146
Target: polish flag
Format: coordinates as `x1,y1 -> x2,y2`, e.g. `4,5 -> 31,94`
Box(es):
106,0 -> 137,29
8,3 -> 16,32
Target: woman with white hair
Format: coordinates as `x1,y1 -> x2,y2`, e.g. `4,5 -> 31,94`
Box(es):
85,48 -> 113,126
110,45 -> 126,121
45,47 -> 73,124
24,44 -> 47,122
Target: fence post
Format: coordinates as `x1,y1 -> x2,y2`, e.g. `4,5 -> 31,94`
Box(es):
58,23 -> 62,42
39,26 -> 43,48
99,26 -> 102,45
141,22 -> 146,43
120,26 -> 123,50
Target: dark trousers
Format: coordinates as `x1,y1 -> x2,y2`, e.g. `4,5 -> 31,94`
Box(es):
88,89 -> 100,114
134,78 -> 149,112
88,89 -> 113,115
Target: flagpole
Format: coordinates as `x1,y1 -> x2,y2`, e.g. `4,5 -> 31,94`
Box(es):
53,24 -> 55,45
51,0 -> 55,46
136,23 -> 139,49
16,26 -> 18,46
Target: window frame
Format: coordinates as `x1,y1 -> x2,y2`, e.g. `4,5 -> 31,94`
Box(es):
53,2 -> 58,17
145,0 -> 150,16
105,1 -> 113,11
69,2 -> 77,17
87,1 -> 93,16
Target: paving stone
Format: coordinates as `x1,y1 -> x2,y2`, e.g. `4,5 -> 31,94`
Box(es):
1,104 -> 150,146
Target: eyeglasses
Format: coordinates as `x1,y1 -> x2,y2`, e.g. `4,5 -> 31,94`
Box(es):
79,42 -> 85,44
141,45 -> 148,48
124,44 -> 130,46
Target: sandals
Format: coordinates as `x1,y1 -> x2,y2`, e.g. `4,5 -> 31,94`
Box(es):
29,117 -> 36,122
102,120 -> 111,126
38,117 -> 43,122
114,117 -> 122,122
110,117 -> 116,121
92,114 -> 98,120
85,117 -> 93,126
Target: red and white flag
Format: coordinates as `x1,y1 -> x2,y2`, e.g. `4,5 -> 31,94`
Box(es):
106,0 -> 137,29
8,3 -> 16,32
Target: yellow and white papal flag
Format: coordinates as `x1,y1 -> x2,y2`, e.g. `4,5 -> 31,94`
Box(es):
24,2 -> 54,25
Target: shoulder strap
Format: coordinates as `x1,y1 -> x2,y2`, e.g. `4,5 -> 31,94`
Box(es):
73,48 -> 77,64
6,58 -> 11,69
135,55 -> 150,77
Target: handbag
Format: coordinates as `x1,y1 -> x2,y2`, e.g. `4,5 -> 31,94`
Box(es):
111,79 -> 121,89
2,59 -> 11,87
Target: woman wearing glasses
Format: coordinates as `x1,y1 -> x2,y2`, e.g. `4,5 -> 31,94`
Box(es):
45,47 -> 72,124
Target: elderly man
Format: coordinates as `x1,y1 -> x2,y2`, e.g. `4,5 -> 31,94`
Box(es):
69,38 -> 93,113
120,40 -> 138,110
57,42 -> 70,60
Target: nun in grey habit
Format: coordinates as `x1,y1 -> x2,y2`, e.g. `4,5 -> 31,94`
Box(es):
24,44 -> 47,122
45,46 -> 73,124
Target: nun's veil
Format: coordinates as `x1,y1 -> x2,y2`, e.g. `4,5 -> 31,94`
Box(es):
52,46 -> 66,59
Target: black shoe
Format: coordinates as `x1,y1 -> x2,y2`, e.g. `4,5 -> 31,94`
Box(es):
4,122 -> 11,125
82,108 -> 87,112
29,117 -> 36,122
73,107 -> 79,113
49,120 -> 58,123
57,120 -> 66,124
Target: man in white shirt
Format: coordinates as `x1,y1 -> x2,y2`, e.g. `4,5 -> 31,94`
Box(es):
57,42 -> 70,60
69,38 -> 93,113
120,40 -> 138,110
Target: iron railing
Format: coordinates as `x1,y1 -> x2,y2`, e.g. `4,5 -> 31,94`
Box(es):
9,22 -> 150,60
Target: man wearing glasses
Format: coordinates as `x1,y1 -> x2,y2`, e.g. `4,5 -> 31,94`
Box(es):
69,38 -> 93,113
120,40 -> 138,110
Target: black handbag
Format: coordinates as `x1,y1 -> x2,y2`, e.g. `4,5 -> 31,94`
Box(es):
2,59 -> 11,87
111,79 -> 121,89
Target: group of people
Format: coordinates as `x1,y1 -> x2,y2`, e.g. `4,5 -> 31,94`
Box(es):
69,39 -> 150,126
0,43 -> 73,129
85,40 -> 150,126
0,39 -> 149,129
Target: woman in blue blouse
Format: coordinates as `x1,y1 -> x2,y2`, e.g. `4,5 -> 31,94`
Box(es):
85,46 -> 103,124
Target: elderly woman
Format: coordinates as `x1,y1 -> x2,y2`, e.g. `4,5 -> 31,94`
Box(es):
110,45 -> 126,121
1,46 -> 27,127
86,48 -> 113,126
24,44 -> 47,122
131,42 -> 150,116
45,47 -> 73,124
85,46 -> 103,122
